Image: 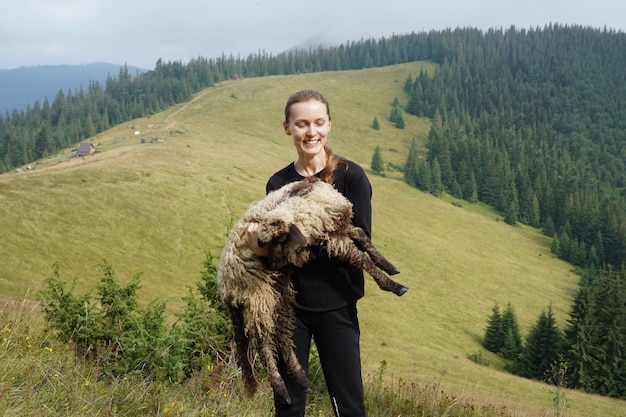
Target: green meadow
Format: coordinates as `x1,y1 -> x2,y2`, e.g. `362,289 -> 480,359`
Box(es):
1,61 -> 625,416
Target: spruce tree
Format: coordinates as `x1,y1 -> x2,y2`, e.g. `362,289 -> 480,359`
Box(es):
430,158 -> 443,196
563,287 -> 593,391
513,305 -> 565,381
389,106 -> 405,129
394,110 -> 405,129
372,116 -> 380,130
585,266 -> 626,398
466,172 -> 478,202
483,303 -> 503,353
403,139 -> 419,187
500,302 -> 523,360
371,146 -> 385,176
504,199 -> 519,226
416,160 -> 431,192
543,216 -> 555,237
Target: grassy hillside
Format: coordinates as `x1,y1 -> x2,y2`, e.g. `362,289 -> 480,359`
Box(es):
1,61 -> 624,416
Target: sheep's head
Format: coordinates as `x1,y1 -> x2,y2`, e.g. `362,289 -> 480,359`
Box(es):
257,217 -> 290,244
265,223 -> 307,270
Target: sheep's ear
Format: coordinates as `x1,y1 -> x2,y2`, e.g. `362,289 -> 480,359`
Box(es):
288,224 -> 307,246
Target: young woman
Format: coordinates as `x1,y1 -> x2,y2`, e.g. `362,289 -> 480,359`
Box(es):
245,90 -> 372,417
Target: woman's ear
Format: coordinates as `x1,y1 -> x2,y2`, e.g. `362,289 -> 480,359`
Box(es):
283,121 -> 291,135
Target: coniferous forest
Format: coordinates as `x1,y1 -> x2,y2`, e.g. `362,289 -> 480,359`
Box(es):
2,24 -> 626,400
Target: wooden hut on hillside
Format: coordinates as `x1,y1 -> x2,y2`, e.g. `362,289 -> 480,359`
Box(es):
76,143 -> 96,156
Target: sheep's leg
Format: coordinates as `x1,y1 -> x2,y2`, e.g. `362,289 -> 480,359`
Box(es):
257,328 -> 292,404
275,321 -> 311,394
242,295 -> 292,404
346,226 -> 401,276
325,234 -> 409,296
228,306 -> 258,396
286,176 -> 318,197
274,281 -> 311,393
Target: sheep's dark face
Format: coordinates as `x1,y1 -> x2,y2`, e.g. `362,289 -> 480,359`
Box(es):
257,218 -> 290,246
267,223 -> 307,270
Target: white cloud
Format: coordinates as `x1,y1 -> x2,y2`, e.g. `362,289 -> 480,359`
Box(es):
0,0 -> 623,69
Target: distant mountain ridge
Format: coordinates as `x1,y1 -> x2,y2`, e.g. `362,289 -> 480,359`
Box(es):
0,37 -> 332,116
0,62 -> 147,115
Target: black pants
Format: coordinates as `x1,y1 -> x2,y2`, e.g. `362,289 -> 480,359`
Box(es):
274,304 -> 367,417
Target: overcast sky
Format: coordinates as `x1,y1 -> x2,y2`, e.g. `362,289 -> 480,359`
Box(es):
1,0 -> 624,70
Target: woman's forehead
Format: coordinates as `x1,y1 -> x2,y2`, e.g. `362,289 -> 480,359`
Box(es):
288,100 -> 329,120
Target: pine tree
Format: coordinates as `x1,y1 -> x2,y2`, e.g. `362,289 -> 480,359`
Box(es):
430,158 -> 443,196
585,266 -> 626,398
543,216 -> 555,237
513,305 -> 565,381
34,123 -> 53,158
388,106 -> 405,129
403,139 -> 419,187
394,110 -> 405,129
371,116 -> 380,130
504,198 -> 519,226
403,74 -> 413,94
416,160 -> 431,192
483,303 -> 503,353
500,302 -> 523,360
551,234 -> 561,256
465,171 -> 478,202
564,287 -> 593,391
371,146 -> 385,176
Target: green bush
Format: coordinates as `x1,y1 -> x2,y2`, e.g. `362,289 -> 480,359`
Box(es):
37,255 -> 230,384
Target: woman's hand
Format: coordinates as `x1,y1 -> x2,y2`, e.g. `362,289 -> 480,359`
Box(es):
244,222 -> 269,257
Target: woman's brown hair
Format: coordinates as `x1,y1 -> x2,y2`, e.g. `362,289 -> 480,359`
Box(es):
284,90 -> 346,184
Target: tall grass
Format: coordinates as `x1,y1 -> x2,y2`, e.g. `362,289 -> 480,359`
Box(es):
1,297 -> 519,416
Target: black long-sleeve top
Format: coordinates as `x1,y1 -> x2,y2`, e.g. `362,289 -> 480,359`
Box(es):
266,157 -> 372,311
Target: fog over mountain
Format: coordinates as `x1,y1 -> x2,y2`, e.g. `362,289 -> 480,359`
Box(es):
0,63 -> 146,115
1,0 -> 623,71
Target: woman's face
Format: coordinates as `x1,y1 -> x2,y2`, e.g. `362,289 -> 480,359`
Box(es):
283,99 -> 331,159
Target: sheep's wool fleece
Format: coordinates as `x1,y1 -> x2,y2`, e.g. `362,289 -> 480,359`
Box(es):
218,224 -> 284,336
258,182 -> 353,266
217,182 -> 301,336
217,178 -> 353,335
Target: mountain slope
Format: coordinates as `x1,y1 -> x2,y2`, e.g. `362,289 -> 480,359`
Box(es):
0,62 -> 623,416
0,62 -> 147,114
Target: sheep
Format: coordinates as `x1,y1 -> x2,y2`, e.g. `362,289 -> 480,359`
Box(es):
217,176 -> 408,404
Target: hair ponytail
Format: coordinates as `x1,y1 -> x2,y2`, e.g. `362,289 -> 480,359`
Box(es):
319,145 -> 347,185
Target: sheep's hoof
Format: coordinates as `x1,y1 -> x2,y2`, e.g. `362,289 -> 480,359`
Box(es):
279,395 -> 292,405
304,385 -> 313,394
389,267 -> 401,275
395,286 -> 409,296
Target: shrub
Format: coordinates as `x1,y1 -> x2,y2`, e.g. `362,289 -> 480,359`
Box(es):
37,255 -> 230,384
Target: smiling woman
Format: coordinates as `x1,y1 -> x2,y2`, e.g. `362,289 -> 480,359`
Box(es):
283,90 -> 332,177
241,89 -> 383,417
